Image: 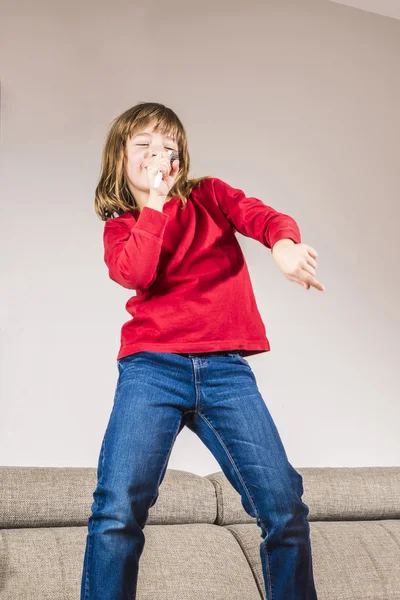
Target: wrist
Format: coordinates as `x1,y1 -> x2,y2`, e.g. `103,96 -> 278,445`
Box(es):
146,193 -> 166,212
272,238 -> 295,252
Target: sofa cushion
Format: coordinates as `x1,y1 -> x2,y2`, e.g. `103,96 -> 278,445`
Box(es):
0,523 -> 264,600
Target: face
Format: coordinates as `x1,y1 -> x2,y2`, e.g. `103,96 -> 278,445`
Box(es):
124,119 -> 179,201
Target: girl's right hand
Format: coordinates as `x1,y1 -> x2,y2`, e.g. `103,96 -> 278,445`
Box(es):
145,151 -> 180,199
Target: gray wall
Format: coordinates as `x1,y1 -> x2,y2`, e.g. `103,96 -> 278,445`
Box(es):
330,0 -> 400,20
1,0 -> 399,471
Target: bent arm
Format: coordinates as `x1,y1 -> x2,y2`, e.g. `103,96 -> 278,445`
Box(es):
103,207 -> 169,290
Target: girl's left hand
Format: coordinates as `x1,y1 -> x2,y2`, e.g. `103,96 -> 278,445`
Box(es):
272,239 -> 325,291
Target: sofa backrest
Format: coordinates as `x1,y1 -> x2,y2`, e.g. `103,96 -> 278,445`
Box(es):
1,466 -> 399,529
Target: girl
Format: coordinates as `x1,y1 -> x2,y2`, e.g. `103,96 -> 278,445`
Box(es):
81,101 -> 323,600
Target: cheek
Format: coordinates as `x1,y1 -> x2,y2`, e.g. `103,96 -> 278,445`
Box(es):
126,156 -> 143,177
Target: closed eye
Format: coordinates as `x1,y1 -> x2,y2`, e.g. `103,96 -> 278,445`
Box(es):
136,143 -> 176,151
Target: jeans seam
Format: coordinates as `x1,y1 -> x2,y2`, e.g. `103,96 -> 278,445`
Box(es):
192,359 -> 201,413
196,411 -> 273,600
98,436 -> 107,487
153,414 -> 183,499
83,535 -> 92,599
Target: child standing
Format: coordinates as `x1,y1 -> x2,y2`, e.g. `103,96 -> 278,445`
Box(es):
80,101 -> 323,600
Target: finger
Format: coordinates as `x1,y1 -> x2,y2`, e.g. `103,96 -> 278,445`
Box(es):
286,273 -> 309,288
148,157 -> 167,172
165,158 -> 179,177
306,276 -> 325,291
296,270 -> 324,290
301,260 -> 316,277
162,158 -> 173,174
171,159 -> 180,173
303,244 -> 318,258
152,154 -> 171,167
157,159 -> 171,177
306,254 -> 317,269
286,272 -> 324,291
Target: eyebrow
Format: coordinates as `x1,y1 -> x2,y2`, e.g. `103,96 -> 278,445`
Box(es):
132,132 -> 177,142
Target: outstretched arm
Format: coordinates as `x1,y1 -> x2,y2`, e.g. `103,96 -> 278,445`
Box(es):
212,177 -> 324,292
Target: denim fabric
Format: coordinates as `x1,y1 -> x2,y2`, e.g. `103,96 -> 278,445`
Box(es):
80,351 -> 318,599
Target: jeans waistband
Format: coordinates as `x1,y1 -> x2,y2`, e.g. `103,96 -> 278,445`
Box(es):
175,350 -> 243,358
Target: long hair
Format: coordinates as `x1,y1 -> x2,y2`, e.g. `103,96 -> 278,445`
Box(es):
94,102 -> 212,221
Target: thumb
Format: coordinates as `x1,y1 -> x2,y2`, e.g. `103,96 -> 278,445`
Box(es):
170,159 -> 180,176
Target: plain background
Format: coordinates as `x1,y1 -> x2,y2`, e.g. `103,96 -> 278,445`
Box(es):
0,0 -> 399,471
331,0 -> 400,20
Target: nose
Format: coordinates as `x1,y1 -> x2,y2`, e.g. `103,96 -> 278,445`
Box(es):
146,143 -> 165,156
145,147 -> 168,165
142,146 -> 169,169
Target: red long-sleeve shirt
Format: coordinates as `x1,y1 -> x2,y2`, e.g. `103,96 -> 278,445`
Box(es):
103,177 -> 301,359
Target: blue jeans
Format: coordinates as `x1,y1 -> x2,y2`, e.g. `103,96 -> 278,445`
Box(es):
80,351 -> 318,599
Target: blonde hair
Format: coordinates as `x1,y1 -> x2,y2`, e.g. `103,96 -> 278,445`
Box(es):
94,102 -> 213,221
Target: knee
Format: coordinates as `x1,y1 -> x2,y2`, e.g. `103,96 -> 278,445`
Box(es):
286,463 -> 306,500
92,482 -> 156,530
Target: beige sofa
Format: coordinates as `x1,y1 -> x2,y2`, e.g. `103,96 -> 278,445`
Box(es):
0,466 -> 399,599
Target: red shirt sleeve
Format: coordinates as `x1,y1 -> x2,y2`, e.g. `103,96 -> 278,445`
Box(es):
211,177 -> 301,250
103,207 -> 169,290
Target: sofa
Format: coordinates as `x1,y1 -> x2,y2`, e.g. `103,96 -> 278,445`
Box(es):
0,465 -> 399,599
